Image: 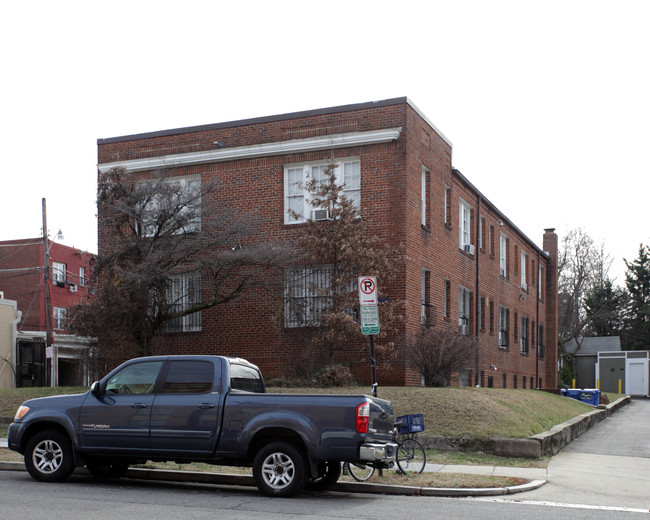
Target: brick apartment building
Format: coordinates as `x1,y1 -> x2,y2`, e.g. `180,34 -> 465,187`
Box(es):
97,97 -> 558,388
0,238 -> 94,386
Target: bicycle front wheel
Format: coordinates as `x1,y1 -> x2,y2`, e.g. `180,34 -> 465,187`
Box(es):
396,438 -> 426,475
346,462 -> 375,481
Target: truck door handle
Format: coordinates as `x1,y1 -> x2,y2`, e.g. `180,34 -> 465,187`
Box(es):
199,403 -> 216,409
131,403 -> 148,408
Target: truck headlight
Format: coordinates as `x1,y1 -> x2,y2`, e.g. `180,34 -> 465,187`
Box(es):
14,405 -> 30,421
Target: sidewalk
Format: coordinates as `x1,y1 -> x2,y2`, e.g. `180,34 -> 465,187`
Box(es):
0,437 -> 546,497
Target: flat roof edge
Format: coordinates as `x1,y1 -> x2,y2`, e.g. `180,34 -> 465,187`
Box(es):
97,97 -> 410,145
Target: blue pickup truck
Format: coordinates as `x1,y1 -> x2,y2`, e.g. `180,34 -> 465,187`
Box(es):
8,355 -> 397,497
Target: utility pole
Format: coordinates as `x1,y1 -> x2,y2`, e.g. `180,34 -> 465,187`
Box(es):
42,198 -> 55,387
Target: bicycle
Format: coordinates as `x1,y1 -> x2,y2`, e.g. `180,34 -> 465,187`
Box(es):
345,414 -> 426,481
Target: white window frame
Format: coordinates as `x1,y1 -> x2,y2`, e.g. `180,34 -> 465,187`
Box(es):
52,262 -> 66,284
79,266 -> 85,287
520,250 -> 528,290
444,185 -> 451,225
165,273 -> 202,332
53,307 -> 66,330
421,166 -> 428,227
459,199 -> 472,249
500,233 -> 508,276
284,159 -> 360,224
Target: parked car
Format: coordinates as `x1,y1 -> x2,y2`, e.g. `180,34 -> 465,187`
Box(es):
8,355 -> 397,497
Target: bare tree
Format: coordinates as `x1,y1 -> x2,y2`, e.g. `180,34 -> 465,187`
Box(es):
284,162 -> 401,379
69,167 -> 295,358
405,327 -> 476,387
557,228 -> 614,375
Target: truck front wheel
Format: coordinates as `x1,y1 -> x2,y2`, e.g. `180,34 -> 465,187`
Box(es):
24,429 -> 75,483
253,442 -> 307,497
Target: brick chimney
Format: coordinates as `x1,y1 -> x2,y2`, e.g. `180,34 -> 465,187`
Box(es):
543,228 -> 559,389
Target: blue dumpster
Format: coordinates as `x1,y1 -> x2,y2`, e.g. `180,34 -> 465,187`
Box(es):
563,388 -> 600,406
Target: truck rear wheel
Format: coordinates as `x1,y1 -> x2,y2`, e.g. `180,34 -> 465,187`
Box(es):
253,442 -> 307,497
24,429 -> 75,483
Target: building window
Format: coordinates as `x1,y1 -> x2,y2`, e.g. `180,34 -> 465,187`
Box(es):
284,159 -> 360,224
459,199 -> 473,251
480,217 -> 486,252
513,374 -> 518,389
79,267 -> 85,287
499,305 -> 509,348
421,166 -> 430,228
489,224 -> 495,256
458,286 -> 471,335
480,296 -> 486,331
138,175 -> 201,237
53,307 -> 66,330
513,311 -> 519,341
523,376 -> 527,389
444,279 -> 451,318
489,299 -> 494,333
521,250 -> 528,290
284,265 -> 333,327
538,265 -> 544,300
52,262 -> 66,284
502,373 -> 507,388
421,269 -> 431,326
165,274 -> 202,332
500,233 -> 509,278
520,315 -> 529,354
444,185 -> 451,227
514,244 -> 519,275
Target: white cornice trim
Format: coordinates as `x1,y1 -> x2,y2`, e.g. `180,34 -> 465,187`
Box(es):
98,127 -> 403,173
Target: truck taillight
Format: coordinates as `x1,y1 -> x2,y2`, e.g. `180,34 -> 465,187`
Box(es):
356,402 -> 369,433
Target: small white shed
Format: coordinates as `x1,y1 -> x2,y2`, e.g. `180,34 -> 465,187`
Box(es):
597,350 -> 650,397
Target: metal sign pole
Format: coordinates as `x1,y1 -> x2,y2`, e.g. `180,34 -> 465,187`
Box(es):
369,335 -> 378,397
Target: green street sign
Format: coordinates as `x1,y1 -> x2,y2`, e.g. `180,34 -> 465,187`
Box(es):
360,305 -> 380,335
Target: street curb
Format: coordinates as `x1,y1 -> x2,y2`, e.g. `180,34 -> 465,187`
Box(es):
0,461 -> 545,497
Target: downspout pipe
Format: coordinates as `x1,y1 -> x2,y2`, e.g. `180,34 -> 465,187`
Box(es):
475,196 -> 481,386
536,250 -> 540,389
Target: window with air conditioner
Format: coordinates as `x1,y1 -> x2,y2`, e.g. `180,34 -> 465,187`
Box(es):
499,305 -> 509,348
458,286 -> 471,335
284,159 -> 360,224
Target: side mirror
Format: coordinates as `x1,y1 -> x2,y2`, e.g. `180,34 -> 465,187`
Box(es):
91,381 -> 101,396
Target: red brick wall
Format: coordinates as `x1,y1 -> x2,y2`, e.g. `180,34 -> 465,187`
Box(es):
97,99 -> 558,388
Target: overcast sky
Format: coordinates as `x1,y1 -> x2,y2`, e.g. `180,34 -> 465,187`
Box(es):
2,0 -> 648,284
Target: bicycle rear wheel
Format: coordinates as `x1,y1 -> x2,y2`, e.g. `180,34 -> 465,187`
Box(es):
345,462 -> 375,481
396,438 -> 426,475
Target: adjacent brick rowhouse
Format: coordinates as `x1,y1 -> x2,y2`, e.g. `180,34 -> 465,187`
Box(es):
0,239 -> 93,333
97,97 -> 558,388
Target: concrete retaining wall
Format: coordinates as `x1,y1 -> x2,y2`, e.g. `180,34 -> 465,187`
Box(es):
418,396 -> 631,458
